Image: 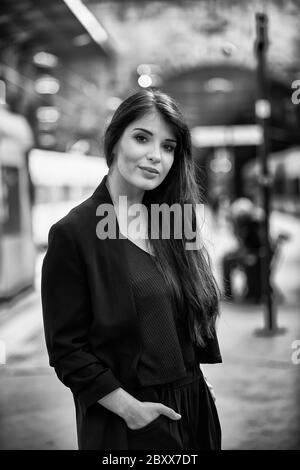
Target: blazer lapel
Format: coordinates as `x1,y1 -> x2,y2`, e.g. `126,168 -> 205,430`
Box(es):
91,175 -> 141,352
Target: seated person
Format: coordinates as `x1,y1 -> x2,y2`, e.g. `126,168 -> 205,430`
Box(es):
222,198 -> 264,301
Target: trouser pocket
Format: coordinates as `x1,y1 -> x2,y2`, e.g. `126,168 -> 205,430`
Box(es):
127,415 -> 183,451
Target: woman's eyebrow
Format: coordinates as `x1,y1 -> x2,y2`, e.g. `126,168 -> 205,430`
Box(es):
133,127 -> 177,143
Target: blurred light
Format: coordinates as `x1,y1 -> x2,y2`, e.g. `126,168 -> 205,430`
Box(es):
137,64 -> 162,88
255,99 -> 271,119
137,64 -> 152,76
210,148 -> 233,173
37,107 -> 60,123
33,52 -> 58,68
138,74 -> 152,88
0,80 -> 6,105
73,34 -> 92,47
204,78 -> 234,93
63,0 -> 108,45
35,76 -> 60,94
106,96 -> 122,111
210,157 -> 232,173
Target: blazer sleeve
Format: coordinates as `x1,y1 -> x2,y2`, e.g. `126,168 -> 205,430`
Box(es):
41,221 -> 122,414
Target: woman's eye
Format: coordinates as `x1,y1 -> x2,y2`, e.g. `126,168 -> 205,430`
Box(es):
134,135 -> 147,143
163,144 -> 175,153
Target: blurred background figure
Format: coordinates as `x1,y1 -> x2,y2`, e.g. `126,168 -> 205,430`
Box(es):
222,197 -> 264,302
221,197 -> 291,303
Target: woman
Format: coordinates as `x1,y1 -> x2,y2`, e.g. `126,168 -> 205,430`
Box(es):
41,89 -> 222,451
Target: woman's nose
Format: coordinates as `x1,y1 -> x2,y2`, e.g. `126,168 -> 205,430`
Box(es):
147,144 -> 161,162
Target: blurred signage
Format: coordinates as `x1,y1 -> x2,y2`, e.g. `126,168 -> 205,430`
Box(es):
191,125 -> 263,147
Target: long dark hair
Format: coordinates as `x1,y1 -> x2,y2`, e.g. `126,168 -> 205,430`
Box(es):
104,88 -> 220,347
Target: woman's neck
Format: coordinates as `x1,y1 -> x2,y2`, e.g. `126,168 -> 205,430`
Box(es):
105,170 -> 149,242
106,170 -> 145,208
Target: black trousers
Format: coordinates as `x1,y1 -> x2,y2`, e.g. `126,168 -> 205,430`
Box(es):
77,364 -> 221,450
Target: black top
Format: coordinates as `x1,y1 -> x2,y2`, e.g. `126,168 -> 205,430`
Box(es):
124,237 -> 198,387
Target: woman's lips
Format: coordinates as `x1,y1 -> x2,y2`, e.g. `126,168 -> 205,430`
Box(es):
139,166 -> 159,177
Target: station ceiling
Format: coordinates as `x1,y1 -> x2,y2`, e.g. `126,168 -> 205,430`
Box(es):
86,0 -> 300,85
1,1 -> 300,84
1,0 -> 299,155
0,0 -> 110,57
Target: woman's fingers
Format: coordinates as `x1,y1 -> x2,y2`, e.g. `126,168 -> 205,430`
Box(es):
141,402 -> 181,421
158,404 -> 181,420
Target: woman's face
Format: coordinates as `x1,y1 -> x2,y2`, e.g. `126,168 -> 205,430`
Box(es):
111,110 -> 177,191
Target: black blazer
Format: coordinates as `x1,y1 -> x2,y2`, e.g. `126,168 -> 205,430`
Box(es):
41,174 -> 222,448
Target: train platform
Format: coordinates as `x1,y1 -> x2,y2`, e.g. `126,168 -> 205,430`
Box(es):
0,210 -> 299,450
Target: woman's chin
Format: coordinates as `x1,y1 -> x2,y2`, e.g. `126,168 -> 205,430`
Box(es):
141,180 -> 161,191
130,177 -> 161,191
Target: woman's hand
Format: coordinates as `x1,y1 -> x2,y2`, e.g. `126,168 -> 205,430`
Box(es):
125,401 -> 182,431
98,387 -> 181,430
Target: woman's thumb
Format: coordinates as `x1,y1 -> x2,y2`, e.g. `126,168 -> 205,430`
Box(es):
161,405 -> 181,420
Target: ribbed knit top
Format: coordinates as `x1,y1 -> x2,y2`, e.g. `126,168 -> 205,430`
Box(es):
124,237 -> 197,387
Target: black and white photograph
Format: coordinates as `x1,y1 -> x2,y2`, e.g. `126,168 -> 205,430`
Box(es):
0,0 -> 300,454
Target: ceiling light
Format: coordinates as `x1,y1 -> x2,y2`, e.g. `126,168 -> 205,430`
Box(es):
63,0 -> 108,45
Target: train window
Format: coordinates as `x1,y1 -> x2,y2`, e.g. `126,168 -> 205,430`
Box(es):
1,165 -> 21,234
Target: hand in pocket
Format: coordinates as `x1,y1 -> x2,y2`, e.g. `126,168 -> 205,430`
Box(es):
126,401 -> 181,431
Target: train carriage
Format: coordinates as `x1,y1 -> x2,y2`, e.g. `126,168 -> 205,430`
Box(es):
0,107 -> 35,299
29,149 -> 108,249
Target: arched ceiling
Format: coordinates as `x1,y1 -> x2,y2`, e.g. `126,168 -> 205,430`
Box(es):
87,0 -> 300,85
162,64 -> 300,157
